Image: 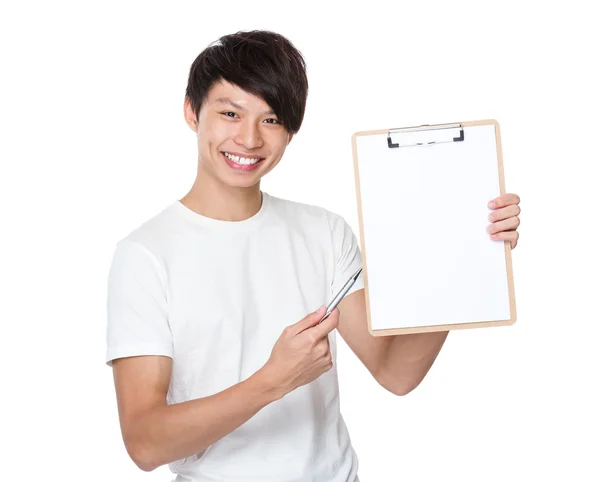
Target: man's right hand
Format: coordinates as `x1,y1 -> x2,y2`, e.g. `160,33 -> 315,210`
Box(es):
260,306 -> 340,399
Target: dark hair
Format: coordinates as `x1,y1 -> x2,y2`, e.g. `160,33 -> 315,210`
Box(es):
185,30 -> 309,134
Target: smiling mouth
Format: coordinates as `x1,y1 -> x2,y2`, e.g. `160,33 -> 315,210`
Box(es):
220,151 -> 266,171
221,151 -> 265,165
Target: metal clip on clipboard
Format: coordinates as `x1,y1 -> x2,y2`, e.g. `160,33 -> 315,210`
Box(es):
387,123 -> 465,148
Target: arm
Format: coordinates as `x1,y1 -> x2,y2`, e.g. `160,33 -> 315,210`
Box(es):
376,329 -> 448,396
113,355 -> 281,472
337,289 -> 448,396
112,306 -> 338,473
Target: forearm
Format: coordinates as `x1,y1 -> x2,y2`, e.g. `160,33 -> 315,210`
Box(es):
130,368 -> 282,471
380,331 -> 449,395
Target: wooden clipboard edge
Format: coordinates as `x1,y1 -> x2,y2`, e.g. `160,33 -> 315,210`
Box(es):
351,119 -> 517,337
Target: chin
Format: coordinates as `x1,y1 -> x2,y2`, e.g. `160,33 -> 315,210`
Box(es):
223,178 -> 262,189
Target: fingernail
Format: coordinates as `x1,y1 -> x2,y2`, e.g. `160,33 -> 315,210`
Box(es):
488,201 -> 496,208
316,305 -> 325,314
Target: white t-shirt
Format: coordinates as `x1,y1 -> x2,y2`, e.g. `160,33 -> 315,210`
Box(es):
106,191 -> 365,482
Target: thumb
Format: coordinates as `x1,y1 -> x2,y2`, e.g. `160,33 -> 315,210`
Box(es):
294,305 -> 326,334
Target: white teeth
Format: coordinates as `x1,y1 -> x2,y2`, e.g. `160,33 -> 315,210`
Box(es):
223,152 -> 261,165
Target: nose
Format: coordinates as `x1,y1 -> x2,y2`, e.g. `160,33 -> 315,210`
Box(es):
234,120 -> 264,150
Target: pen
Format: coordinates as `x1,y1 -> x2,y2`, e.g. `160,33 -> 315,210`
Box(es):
318,268 -> 363,324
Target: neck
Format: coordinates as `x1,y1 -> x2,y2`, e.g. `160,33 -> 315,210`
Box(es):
179,175 -> 263,222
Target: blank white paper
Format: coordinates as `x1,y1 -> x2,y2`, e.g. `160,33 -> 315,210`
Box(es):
355,124 -> 511,330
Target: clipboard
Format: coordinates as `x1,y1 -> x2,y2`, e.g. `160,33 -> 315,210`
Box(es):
351,119 -> 516,336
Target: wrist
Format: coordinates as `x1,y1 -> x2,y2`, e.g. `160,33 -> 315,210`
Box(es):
249,366 -> 287,403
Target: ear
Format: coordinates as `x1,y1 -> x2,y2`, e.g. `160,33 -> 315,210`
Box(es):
287,133 -> 295,145
183,98 -> 198,133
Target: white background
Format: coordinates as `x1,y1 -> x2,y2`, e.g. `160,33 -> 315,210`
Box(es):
2,1 -> 599,481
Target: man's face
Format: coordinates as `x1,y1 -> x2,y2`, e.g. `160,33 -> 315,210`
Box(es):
185,80 -> 294,189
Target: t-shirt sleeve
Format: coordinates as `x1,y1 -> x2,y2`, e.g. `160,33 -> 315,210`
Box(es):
105,238 -> 173,367
329,212 -> 365,298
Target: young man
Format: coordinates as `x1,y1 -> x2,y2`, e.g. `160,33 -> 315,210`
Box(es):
106,30 -> 521,481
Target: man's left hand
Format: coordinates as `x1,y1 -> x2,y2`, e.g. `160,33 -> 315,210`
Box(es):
487,193 -> 521,249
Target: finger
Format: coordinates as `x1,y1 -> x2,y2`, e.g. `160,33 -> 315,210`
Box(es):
309,308 -> 340,339
488,193 -> 521,209
487,216 -> 520,235
293,306 -> 327,335
490,230 -> 519,248
317,310 -> 332,324
488,204 -> 521,223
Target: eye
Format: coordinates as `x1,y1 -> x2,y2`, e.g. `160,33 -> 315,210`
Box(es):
221,111 -> 238,118
264,118 -> 280,125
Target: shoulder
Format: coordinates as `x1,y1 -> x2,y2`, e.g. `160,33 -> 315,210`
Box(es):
266,192 -> 344,231
111,202 -> 178,263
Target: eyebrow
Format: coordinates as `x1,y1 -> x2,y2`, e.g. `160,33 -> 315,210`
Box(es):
214,97 -> 275,116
